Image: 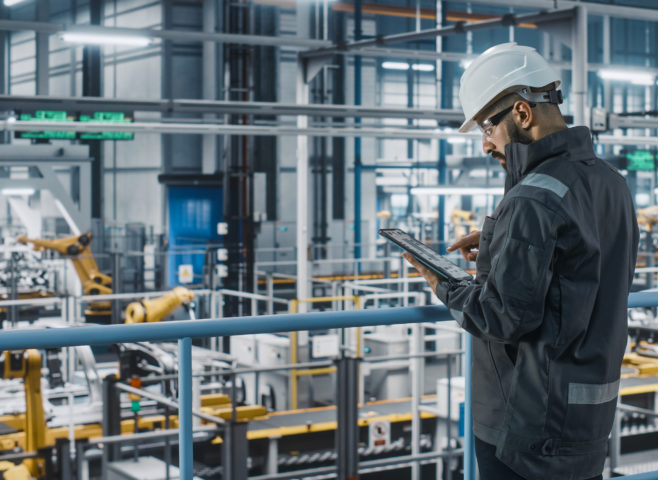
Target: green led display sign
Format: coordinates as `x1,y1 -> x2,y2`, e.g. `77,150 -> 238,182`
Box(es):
78,112 -> 134,140
16,110 -> 76,139
626,150 -> 655,171
15,110 -> 134,141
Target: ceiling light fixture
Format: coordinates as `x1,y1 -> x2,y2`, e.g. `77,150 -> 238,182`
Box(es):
411,63 -> 434,72
3,0 -> 29,6
382,61 -> 409,71
598,68 -> 655,86
60,31 -> 152,47
410,186 -> 504,196
2,188 -> 35,196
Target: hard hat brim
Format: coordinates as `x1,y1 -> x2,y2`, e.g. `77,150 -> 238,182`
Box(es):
458,118 -> 477,133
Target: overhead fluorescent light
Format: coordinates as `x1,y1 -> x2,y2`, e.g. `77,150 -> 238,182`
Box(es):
410,186 -> 504,196
382,61 -> 409,71
60,31 -> 151,47
411,63 -> 434,72
2,188 -> 35,196
598,68 -> 655,86
3,0 -> 29,6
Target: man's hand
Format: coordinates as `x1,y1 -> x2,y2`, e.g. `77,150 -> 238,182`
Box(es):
402,252 -> 441,293
446,230 -> 481,262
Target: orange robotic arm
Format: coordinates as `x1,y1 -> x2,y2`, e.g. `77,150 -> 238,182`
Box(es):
1,350 -> 47,479
17,234 -> 112,296
125,287 -> 195,324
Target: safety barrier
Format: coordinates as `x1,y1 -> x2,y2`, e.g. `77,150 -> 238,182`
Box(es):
0,290 -> 656,479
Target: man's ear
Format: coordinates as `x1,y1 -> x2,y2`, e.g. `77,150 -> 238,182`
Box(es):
513,100 -> 533,129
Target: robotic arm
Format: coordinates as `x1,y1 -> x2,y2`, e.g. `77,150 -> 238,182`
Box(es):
17,234 -> 112,316
0,350 -> 47,479
125,287 -> 194,324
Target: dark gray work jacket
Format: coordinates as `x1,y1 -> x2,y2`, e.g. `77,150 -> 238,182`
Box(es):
435,127 -> 639,480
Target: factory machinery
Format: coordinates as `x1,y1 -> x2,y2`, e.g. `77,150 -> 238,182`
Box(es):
1,229 -> 658,478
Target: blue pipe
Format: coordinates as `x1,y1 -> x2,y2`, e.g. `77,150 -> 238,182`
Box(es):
178,337 -> 193,480
620,474 -> 658,480
0,305 -> 455,351
353,0 -> 362,263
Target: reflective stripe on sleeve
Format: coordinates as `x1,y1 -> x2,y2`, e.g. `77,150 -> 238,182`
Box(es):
568,379 -> 620,405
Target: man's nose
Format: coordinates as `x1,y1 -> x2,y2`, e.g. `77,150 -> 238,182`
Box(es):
482,135 -> 495,155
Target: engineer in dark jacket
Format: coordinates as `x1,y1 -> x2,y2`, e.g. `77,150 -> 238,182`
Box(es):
404,43 -> 639,480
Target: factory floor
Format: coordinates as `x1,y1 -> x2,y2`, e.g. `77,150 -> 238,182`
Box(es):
605,448 -> 658,477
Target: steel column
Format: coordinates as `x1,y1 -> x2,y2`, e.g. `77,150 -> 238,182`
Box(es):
202,0 -> 217,175
336,356 -> 359,480
353,0 -> 363,263
222,421 -> 249,480
178,337 -> 193,480
35,0 -> 49,96
296,64 -> 310,314
101,375 -> 121,476
571,6 -> 587,127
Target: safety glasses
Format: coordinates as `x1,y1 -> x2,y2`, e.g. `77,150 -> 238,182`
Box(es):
478,102 -> 536,138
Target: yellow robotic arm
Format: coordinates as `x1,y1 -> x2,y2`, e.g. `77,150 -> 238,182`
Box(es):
18,234 -> 112,316
0,350 -> 47,479
125,287 -> 195,324
17,233 -> 112,295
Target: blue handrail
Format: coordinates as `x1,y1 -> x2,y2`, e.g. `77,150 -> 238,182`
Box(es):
1,291 -> 657,479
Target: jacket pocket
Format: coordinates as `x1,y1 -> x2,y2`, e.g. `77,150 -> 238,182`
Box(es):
488,341 -> 515,404
495,237 -> 548,302
476,216 -> 496,282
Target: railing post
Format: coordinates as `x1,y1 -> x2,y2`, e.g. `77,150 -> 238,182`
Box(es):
101,374 -> 121,478
336,355 -> 359,480
464,334 -> 475,480
178,337 -> 193,480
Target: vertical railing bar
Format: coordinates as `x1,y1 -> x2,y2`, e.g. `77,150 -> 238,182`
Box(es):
464,333 -> 475,480
178,337 -> 193,480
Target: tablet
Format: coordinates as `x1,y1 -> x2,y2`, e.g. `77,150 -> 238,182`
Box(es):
379,228 -> 473,283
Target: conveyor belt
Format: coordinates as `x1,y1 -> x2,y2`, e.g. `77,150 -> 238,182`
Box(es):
247,396 -> 437,440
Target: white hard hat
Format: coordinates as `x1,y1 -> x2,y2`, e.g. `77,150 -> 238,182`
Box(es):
458,42 -> 562,133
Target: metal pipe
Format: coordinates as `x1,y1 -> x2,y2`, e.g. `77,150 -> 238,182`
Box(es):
178,337 -> 194,480
464,0 -> 658,23
300,9 -> 575,60
6,119 -> 658,146
91,426 -> 217,444
0,93 -> 464,119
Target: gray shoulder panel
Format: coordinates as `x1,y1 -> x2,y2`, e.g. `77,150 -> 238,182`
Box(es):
520,173 -> 569,198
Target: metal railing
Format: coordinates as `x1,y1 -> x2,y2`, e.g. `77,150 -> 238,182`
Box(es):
0,291 -> 656,479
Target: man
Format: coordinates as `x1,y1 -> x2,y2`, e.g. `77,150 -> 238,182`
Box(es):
404,43 -> 639,480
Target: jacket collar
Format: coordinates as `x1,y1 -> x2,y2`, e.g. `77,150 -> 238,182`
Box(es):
504,126 -> 594,192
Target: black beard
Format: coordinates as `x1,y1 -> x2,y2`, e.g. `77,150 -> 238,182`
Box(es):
508,121 -> 533,145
